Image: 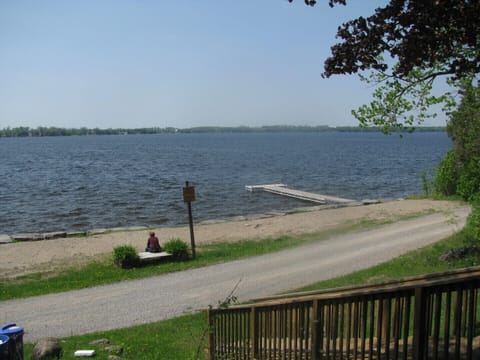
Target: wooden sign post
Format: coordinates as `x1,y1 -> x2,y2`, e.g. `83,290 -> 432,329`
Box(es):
183,181 -> 196,259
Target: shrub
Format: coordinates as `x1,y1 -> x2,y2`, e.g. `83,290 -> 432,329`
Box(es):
457,157 -> 480,201
163,238 -> 189,260
433,150 -> 459,196
420,170 -> 433,196
113,245 -> 139,268
464,205 -> 480,245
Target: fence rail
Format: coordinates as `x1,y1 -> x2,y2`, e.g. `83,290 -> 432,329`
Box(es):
208,266 -> 480,359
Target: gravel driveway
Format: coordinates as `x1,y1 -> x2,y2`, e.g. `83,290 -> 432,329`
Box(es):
0,205 -> 469,342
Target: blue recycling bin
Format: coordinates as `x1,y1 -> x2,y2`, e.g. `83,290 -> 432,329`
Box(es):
0,335 -> 10,360
0,324 -> 24,360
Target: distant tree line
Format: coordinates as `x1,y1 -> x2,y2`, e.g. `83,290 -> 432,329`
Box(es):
0,126 -> 178,137
0,125 -> 445,137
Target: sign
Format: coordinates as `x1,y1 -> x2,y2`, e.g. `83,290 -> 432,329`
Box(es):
183,181 -> 196,259
183,185 -> 196,203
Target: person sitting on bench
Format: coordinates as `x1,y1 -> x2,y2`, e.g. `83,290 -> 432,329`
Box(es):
146,231 -> 162,253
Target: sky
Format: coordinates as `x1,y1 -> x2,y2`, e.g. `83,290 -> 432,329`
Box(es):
0,0 -> 447,129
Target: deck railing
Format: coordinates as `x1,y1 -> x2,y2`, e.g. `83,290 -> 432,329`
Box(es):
208,266 -> 480,359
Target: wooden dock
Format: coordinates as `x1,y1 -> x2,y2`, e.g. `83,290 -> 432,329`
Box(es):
245,184 -> 354,204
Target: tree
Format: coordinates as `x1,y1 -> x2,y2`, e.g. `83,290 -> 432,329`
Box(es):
434,80 -> 480,200
447,81 -> 480,167
291,0 -> 479,80
290,0 -> 479,130
351,63 -> 456,132
446,80 -> 480,200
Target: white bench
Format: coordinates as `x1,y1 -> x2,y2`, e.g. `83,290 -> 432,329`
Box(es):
138,251 -> 173,263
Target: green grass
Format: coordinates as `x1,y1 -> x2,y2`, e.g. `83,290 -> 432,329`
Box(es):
0,209 -> 447,300
24,312 -> 209,360
21,221 -> 479,359
0,233 -> 323,300
3,205 -> 474,359
294,230 -> 480,292
2,212 -> 419,301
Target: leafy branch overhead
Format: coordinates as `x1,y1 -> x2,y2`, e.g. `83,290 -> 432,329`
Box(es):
352,63 -> 457,133
290,0 -> 479,80
289,0 -> 479,130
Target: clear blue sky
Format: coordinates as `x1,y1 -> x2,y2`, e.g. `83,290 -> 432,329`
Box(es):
1,0 -> 443,130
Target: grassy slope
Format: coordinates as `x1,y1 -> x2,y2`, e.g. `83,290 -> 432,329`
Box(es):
18,209 -> 479,359
22,230 -> 479,359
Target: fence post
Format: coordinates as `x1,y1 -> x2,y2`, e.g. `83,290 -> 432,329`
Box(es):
413,287 -> 428,360
311,300 -> 320,360
207,309 -> 215,360
251,306 -> 259,359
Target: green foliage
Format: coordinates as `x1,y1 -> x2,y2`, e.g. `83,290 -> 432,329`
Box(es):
419,170 -> 433,196
112,245 -> 139,269
457,157 -> 480,201
352,65 -> 455,133
163,238 -> 189,260
433,80 -> 480,201
434,150 -> 459,196
292,1 -> 480,134
319,1 -> 479,81
297,225 -> 480,293
464,205 -> 480,245
447,81 -> 480,165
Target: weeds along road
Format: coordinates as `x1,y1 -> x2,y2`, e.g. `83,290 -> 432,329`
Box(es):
0,205 -> 470,342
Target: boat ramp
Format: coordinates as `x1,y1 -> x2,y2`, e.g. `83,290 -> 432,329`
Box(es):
245,184 -> 355,205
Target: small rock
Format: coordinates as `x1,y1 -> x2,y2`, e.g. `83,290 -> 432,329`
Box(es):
108,355 -> 123,360
32,338 -> 62,360
105,345 -> 123,355
439,246 -> 480,261
89,338 -> 110,345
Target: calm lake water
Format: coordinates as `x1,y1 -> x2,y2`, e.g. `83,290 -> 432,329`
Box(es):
0,132 -> 451,234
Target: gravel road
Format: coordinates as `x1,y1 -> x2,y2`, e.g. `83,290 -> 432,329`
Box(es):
0,205 -> 469,342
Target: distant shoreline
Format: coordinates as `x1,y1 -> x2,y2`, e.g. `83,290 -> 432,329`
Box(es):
0,125 -> 446,138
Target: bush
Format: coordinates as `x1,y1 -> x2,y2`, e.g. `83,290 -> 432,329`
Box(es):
113,245 -> 139,268
457,157 -> 480,201
464,205 -> 480,245
433,150 -> 459,196
420,170 -> 433,196
163,238 -> 189,260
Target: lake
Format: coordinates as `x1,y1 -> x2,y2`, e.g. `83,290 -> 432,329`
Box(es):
0,132 -> 451,234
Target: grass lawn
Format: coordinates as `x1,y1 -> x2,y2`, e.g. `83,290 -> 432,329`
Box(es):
24,312 -> 209,360
20,216 -> 479,359
1,212 -> 418,301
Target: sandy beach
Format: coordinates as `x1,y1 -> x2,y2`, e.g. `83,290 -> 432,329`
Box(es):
0,199 -> 466,280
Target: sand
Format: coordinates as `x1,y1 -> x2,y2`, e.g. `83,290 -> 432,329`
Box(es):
0,199 -> 465,280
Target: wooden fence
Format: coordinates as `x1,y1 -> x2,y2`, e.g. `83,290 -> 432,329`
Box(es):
208,266 -> 480,359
